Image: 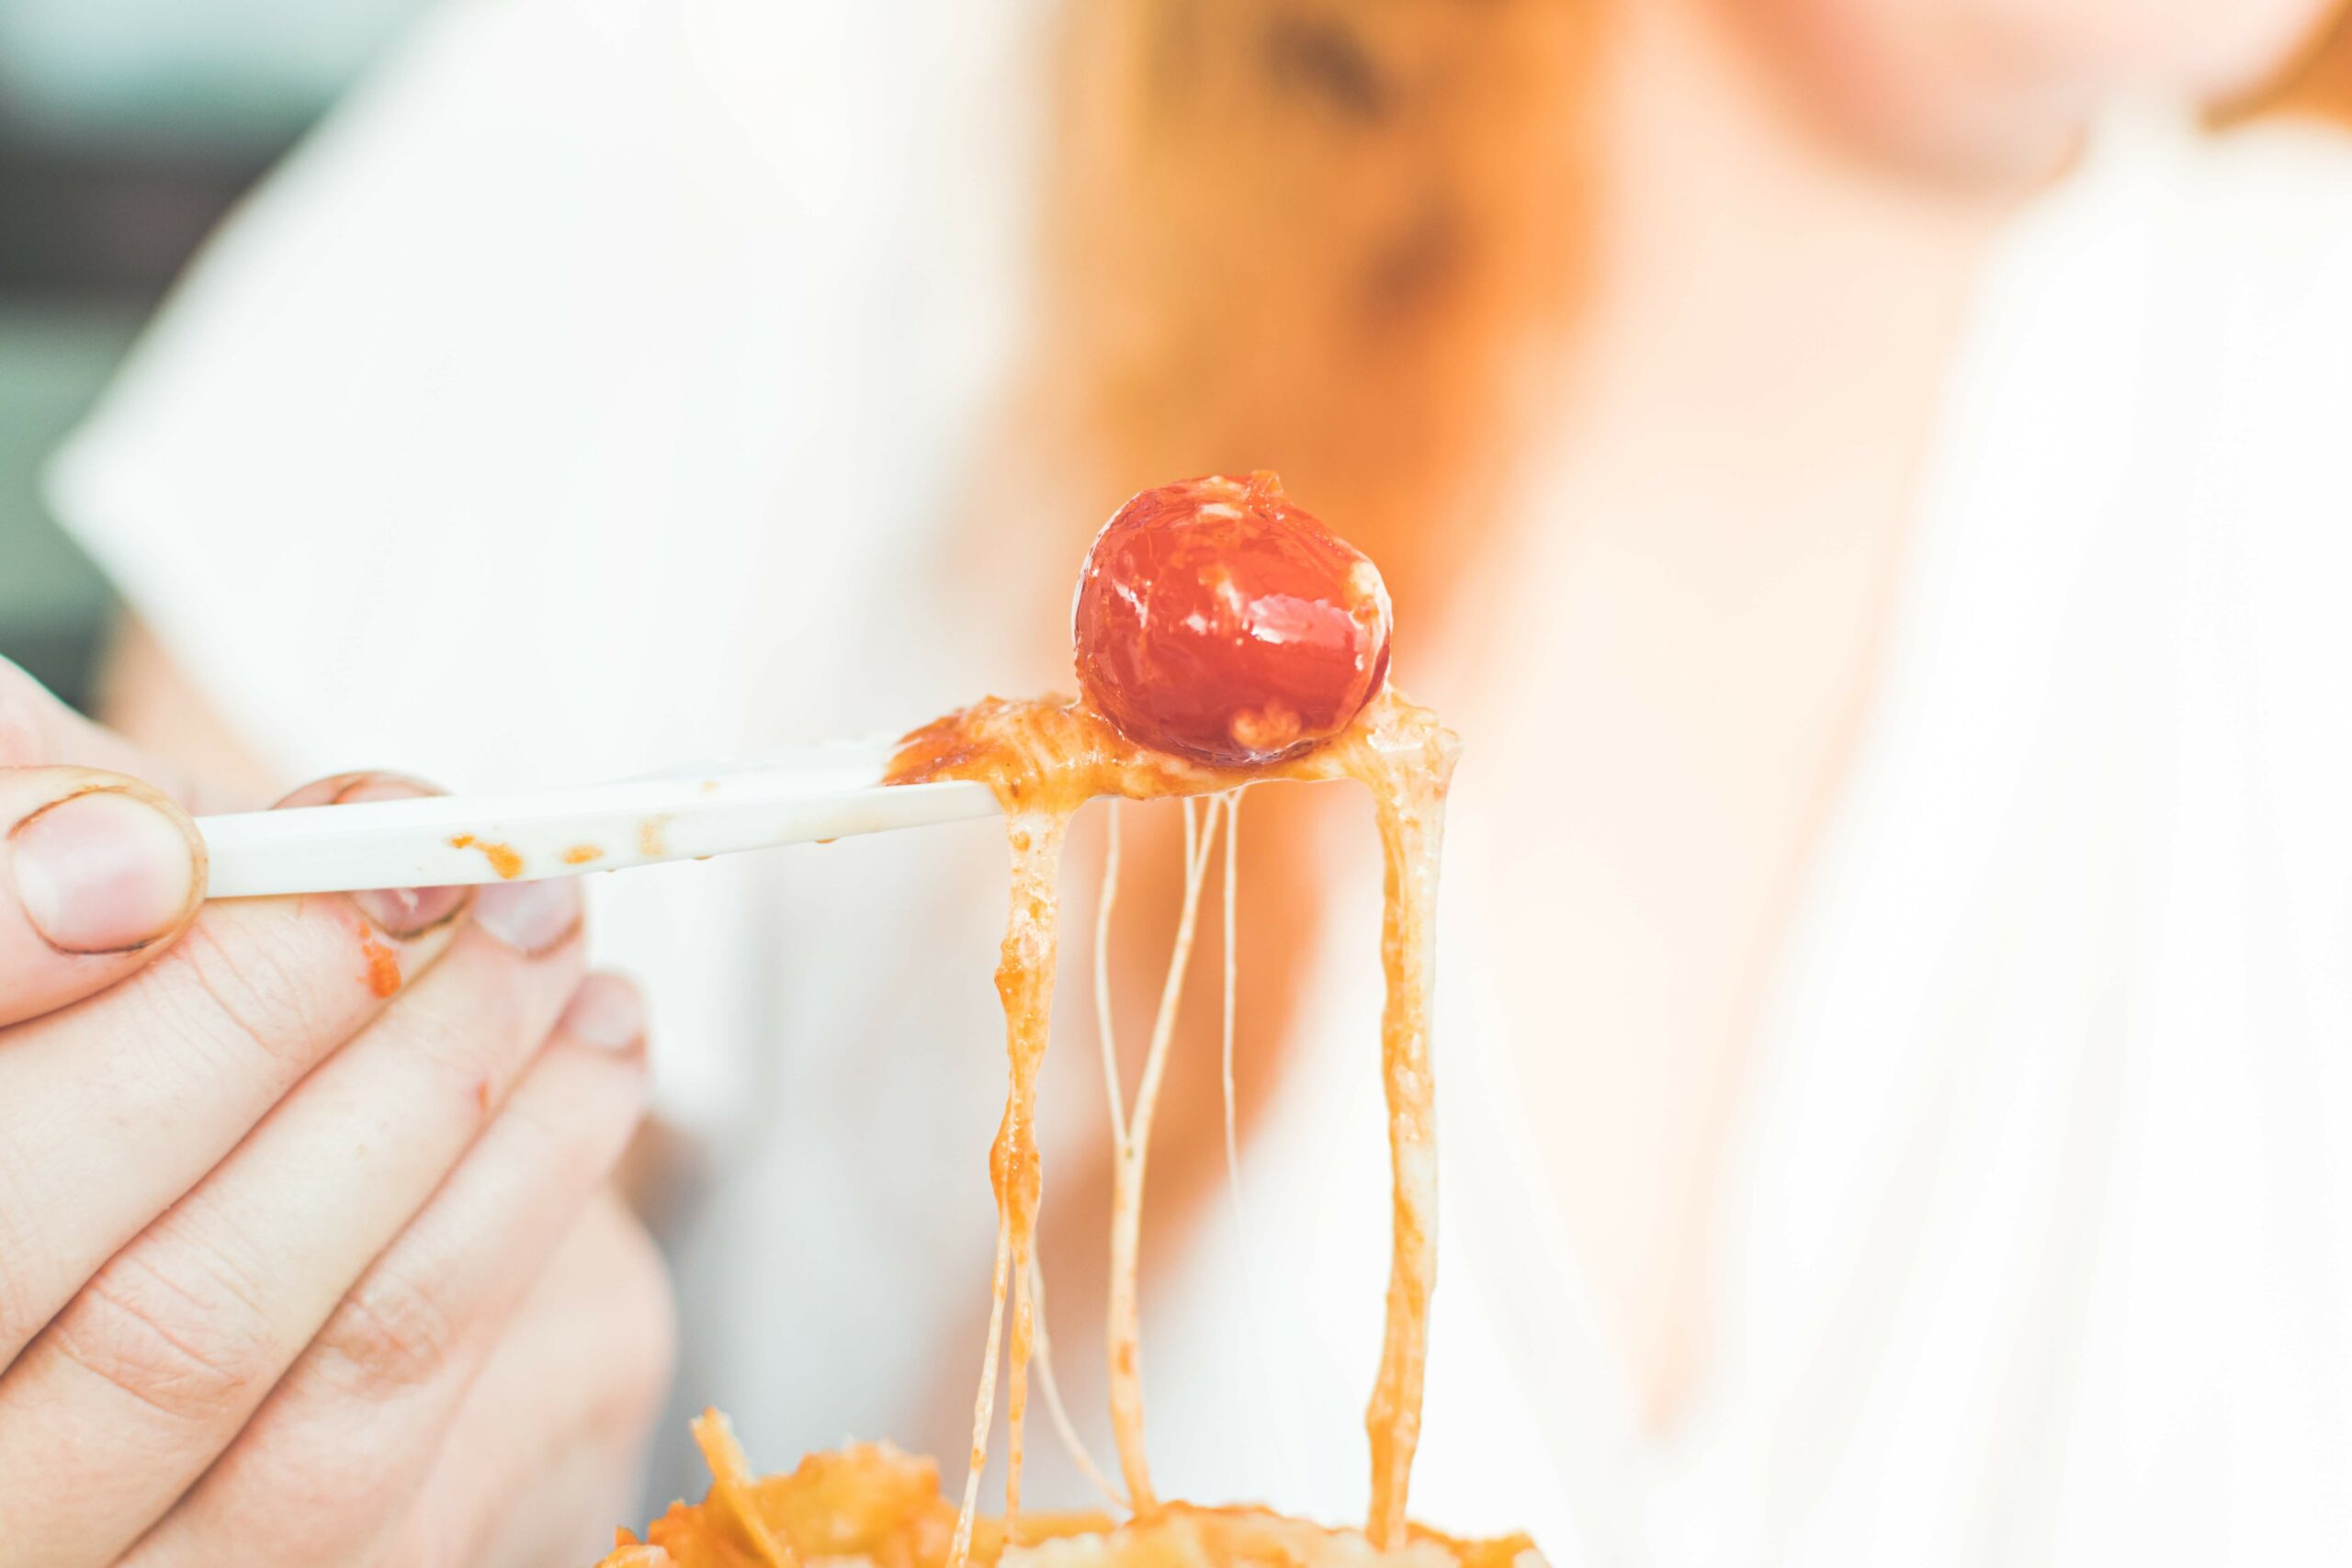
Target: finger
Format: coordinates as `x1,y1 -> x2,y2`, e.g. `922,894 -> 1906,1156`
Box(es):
0,774 -> 472,1370
0,770 -> 205,1029
406,1192 -> 675,1568
0,876 -> 587,1563
126,977 -> 651,1568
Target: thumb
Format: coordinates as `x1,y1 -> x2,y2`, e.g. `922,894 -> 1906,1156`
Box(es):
0,768 -> 206,1028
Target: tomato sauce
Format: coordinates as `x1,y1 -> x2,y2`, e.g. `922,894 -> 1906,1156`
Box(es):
358,934 -> 402,998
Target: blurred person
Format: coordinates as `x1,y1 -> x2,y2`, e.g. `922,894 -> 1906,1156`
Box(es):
19,0 -> 2352,1564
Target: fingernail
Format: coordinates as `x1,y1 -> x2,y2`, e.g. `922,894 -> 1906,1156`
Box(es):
273,770 -> 434,810
474,877 -> 583,957
11,788 -> 202,953
297,774 -> 472,940
352,883 -> 471,940
560,974 -> 646,1051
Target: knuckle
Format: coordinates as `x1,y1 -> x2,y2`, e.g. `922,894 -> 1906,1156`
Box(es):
137,916 -> 340,1079
311,1261 -> 458,1402
51,1239 -> 278,1424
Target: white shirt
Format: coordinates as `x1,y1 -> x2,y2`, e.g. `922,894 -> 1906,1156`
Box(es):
45,1 -> 2352,1559
1151,103 -> 2352,1563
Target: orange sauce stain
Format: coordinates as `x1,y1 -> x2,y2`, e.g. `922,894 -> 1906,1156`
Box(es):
562,844 -> 605,865
358,935 -> 401,998
448,833 -> 525,879
639,816 -> 671,857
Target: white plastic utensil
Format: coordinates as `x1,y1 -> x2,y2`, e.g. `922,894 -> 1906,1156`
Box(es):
196,741 -> 1001,898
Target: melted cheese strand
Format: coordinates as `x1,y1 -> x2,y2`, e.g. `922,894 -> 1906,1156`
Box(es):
1027,1254 -> 1130,1510
1106,795 -> 1222,1513
1211,787 -> 1311,1502
948,1213 -> 1013,1568
1093,802 -> 1127,1145
1352,744 -> 1453,1549
884,689 -> 1458,1548
953,808 -> 1073,1567
1004,814 -> 1068,1528
1214,786 -> 1299,1497
1219,788 -> 1243,1225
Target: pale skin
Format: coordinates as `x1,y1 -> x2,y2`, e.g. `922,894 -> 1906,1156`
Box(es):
0,644 -> 675,1566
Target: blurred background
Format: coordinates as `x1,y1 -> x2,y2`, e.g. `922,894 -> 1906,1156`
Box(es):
0,0 -> 424,708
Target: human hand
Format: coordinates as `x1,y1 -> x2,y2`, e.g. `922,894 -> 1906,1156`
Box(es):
0,660 -> 673,1565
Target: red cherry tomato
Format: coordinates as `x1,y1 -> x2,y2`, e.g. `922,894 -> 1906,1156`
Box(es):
1073,472 -> 1393,766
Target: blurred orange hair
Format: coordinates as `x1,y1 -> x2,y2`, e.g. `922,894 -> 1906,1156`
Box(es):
1025,0 -> 2352,617
2230,3 -> 2352,125
1026,0 -> 1589,638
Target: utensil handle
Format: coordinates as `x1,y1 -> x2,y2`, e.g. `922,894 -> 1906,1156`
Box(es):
197,773 -> 999,897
